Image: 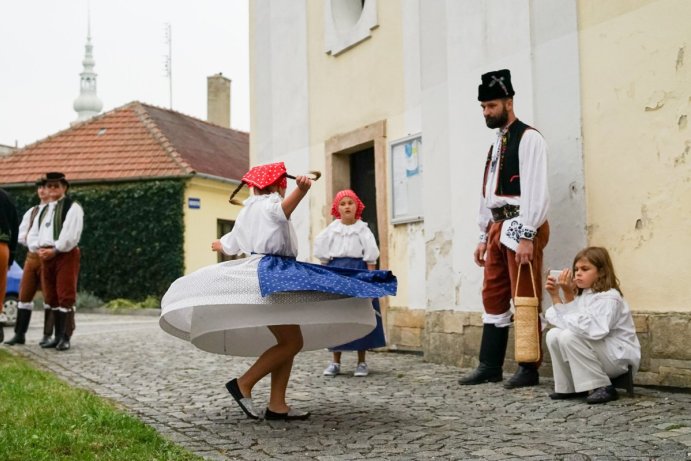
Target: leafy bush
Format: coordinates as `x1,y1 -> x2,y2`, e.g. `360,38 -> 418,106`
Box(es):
76,291 -> 104,310
7,180 -> 185,302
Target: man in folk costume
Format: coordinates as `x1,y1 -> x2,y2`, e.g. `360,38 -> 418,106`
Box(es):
459,69 -> 550,389
27,172 -> 84,351
0,187 -> 19,343
5,178 -> 51,346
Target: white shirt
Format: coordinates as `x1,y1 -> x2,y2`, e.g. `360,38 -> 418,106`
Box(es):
545,288 -> 641,372
220,193 -> 298,257
27,199 -> 84,253
17,204 -> 46,247
313,219 -> 380,265
478,128 -> 550,239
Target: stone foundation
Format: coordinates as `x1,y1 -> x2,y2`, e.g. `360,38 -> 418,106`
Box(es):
386,307 -> 691,389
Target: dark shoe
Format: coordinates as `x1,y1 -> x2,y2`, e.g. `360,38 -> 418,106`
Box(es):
41,337 -> 60,348
4,332 -> 25,345
549,391 -> 588,400
458,364 -> 503,385
56,336 -> 71,351
264,407 -> 311,421
586,386 -> 618,404
39,335 -> 52,346
504,365 -> 540,389
225,378 -> 260,419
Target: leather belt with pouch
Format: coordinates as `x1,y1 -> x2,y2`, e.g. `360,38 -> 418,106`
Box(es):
491,204 -> 519,222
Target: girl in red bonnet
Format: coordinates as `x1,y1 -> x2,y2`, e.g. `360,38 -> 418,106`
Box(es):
314,189 -> 386,377
160,163 -> 396,421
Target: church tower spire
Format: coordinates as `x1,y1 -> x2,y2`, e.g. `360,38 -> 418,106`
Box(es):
73,9 -> 103,123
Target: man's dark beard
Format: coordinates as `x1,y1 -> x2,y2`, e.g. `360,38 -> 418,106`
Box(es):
484,107 -> 509,129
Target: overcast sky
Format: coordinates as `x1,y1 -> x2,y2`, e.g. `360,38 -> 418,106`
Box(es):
0,0 -> 250,148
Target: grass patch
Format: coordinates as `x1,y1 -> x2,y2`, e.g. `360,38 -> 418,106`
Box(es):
0,349 -> 202,461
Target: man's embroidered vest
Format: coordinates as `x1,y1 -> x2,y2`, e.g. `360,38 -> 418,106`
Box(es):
482,119 -> 534,197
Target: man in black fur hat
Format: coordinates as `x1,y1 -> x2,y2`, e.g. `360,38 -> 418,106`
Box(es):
27,172 -> 84,351
459,69 -> 550,389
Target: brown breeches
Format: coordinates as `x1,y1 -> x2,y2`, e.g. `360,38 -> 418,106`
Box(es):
19,252 -> 42,302
482,221 -> 550,315
0,243 -> 8,311
41,248 -> 80,312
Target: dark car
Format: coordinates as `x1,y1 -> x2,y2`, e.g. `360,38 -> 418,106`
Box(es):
1,261 -> 22,327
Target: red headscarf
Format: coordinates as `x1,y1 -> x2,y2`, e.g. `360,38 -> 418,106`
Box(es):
241,162 -> 288,190
331,189 -> 365,220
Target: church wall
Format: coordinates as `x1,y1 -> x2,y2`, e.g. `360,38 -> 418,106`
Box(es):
578,0 -> 691,313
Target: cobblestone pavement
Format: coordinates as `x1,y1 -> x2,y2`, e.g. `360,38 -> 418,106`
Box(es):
4,312 -> 691,461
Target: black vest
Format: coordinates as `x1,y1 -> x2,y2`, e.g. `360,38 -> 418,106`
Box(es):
482,119 -> 534,197
38,196 -> 74,240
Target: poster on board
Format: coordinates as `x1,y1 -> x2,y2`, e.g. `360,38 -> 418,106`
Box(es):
390,134 -> 423,224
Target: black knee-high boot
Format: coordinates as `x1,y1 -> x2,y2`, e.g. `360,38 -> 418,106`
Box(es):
41,311 -> 65,349
458,323 -> 509,385
56,311 -> 72,351
39,309 -> 54,346
5,309 -> 32,345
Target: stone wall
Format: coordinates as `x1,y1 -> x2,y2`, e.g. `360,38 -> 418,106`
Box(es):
387,308 -> 691,389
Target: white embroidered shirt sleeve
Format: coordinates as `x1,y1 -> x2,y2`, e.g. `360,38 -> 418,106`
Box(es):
517,130 -> 549,239
55,203 -> 84,253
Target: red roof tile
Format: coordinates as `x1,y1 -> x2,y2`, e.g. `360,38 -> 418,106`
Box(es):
0,101 -> 249,186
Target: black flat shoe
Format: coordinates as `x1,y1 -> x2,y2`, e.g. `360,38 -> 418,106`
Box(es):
549,391 -> 589,400
264,407 -> 311,421
225,378 -> 260,419
586,386 -> 618,404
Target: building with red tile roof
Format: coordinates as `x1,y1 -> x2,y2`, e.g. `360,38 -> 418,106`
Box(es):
0,101 -> 248,187
0,102 -> 249,300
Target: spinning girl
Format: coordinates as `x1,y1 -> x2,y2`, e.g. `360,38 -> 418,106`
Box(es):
160,162 -> 396,421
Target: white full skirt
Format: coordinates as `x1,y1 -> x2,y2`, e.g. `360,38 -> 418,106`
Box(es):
160,255 -> 376,356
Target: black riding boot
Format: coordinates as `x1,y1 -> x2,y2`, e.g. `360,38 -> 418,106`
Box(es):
41,311 -> 65,349
459,324 -> 509,385
5,309 -> 32,345
39,309 -> 54,346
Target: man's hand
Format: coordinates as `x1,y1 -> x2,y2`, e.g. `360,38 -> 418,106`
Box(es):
474,243 -> 487,267
211,239 -> 222,252
38,247 -> 57,261
515,239 -> 533,265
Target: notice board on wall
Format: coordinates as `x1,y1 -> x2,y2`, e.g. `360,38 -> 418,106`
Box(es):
390,134 -> 423,224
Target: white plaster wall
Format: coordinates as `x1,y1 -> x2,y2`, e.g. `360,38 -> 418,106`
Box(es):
250,0 -> 312,259
400,0 -> 426,309
418,0 -> 585,312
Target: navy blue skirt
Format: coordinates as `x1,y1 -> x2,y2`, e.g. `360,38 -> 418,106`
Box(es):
325,258 -> 387,351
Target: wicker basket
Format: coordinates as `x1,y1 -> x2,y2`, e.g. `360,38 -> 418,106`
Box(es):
513,262 -> 541,363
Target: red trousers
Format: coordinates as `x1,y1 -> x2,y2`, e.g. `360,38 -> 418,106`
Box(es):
19,252 -> 41,303
0,243 -> 8,311
41,248 -> 80,312
482,221 -> 550,316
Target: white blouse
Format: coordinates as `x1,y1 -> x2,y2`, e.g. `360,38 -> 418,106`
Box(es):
27,200 -> 83,253
220,193 -> 298,258
313,219 -> 379,265
545,288 -> 641,372
17,204 -> 45,247
478,128 -> 550,239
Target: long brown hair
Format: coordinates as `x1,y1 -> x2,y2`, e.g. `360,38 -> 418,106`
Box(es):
572,247 -> 622,296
